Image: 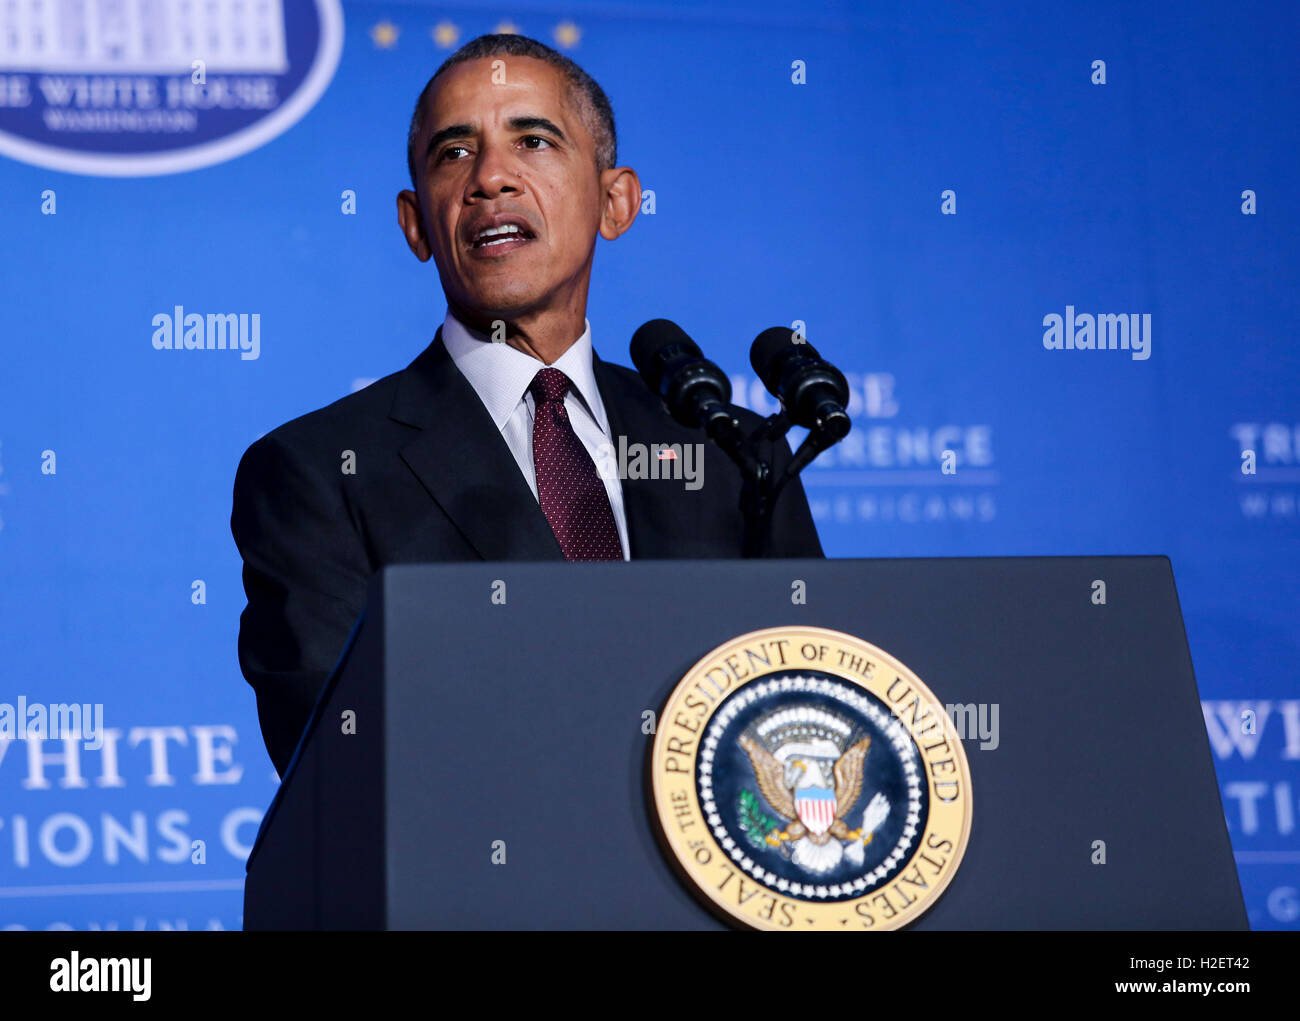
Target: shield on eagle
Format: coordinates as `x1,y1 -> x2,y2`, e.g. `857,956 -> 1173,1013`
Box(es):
794,786 -> 837,835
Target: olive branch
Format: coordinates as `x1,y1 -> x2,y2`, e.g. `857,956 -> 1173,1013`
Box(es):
737,789 -> 778,849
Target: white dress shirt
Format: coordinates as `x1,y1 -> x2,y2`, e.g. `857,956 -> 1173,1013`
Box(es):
440,311 -> 631,560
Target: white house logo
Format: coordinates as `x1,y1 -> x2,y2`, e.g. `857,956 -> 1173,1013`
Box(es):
0,0 -> 343,176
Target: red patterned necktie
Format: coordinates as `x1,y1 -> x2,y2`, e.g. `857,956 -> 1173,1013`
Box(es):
529,367 -> 623,560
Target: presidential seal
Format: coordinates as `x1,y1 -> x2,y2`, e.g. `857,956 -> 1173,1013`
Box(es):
650,626 -> 972,930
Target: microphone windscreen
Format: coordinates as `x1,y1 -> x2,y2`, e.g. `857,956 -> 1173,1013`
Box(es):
630,319 -> 698,388
749,327 -> 822,381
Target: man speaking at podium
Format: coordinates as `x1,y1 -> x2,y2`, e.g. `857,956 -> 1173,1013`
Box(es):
231,34 -> 823,776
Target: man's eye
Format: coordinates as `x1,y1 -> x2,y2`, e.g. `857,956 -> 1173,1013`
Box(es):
522,135 -> 552,150
438,145 -> 469,162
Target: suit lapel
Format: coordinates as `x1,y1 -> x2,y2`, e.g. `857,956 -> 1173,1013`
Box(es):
593,352 -> 682,559
390,328 -> 564,561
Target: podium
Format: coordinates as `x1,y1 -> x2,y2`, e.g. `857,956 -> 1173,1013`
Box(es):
242,557 -> 1246,930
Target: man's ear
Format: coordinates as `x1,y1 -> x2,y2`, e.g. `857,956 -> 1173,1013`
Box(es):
396,190 -> 433,262
598,167 -> 642,241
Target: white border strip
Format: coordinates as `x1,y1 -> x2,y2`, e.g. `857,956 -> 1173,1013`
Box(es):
0,879 -> 245,897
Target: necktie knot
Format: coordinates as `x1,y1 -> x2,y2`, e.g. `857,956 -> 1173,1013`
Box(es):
529,367 -> 571,406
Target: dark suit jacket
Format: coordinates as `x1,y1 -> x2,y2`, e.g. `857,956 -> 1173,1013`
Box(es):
231,328 -> 823,775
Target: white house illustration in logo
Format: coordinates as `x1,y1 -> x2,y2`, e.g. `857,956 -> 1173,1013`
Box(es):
1,0 -> 288,73
0,0 -> 341,175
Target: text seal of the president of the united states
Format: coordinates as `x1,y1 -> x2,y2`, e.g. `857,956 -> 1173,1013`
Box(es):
651,626 -> 973,930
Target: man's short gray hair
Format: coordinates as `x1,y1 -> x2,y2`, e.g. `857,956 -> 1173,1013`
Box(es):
406,34 -> 617,188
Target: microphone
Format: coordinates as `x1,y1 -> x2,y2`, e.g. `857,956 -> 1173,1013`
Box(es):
630,319 -> 740,440
749,328 -> 851,440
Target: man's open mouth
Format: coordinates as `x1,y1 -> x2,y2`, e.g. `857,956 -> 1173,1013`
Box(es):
472,224 -> 536,249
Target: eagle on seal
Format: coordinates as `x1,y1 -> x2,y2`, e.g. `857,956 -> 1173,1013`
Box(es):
739,732 -> 890,873
740,733 -> 872,845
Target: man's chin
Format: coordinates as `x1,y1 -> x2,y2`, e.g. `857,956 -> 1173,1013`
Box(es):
449,295 -> 544,330
459,281 -> 549,312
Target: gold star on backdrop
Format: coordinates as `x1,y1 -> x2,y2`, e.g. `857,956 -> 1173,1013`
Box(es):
370,20 -> 399,48
494,20 -> 520,35
553,21 -> 580,48
432,21 -> 459,48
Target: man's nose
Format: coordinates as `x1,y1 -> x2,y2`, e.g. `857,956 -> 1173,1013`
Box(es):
467,142 -> 522,197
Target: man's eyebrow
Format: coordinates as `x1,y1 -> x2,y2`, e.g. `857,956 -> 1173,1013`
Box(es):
425,116 -> 568,162
505,116 -> 568,141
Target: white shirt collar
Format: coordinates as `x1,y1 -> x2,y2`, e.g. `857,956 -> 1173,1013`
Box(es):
440,311 -> 610,433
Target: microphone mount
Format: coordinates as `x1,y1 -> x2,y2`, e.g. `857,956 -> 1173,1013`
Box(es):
630,320 -> 850,557
735,408 -> 845,557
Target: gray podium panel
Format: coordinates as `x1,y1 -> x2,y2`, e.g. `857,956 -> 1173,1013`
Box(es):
244,557 -> 1245,930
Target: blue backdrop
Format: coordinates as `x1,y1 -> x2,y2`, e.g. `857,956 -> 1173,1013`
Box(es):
1,0 -> 1296,930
